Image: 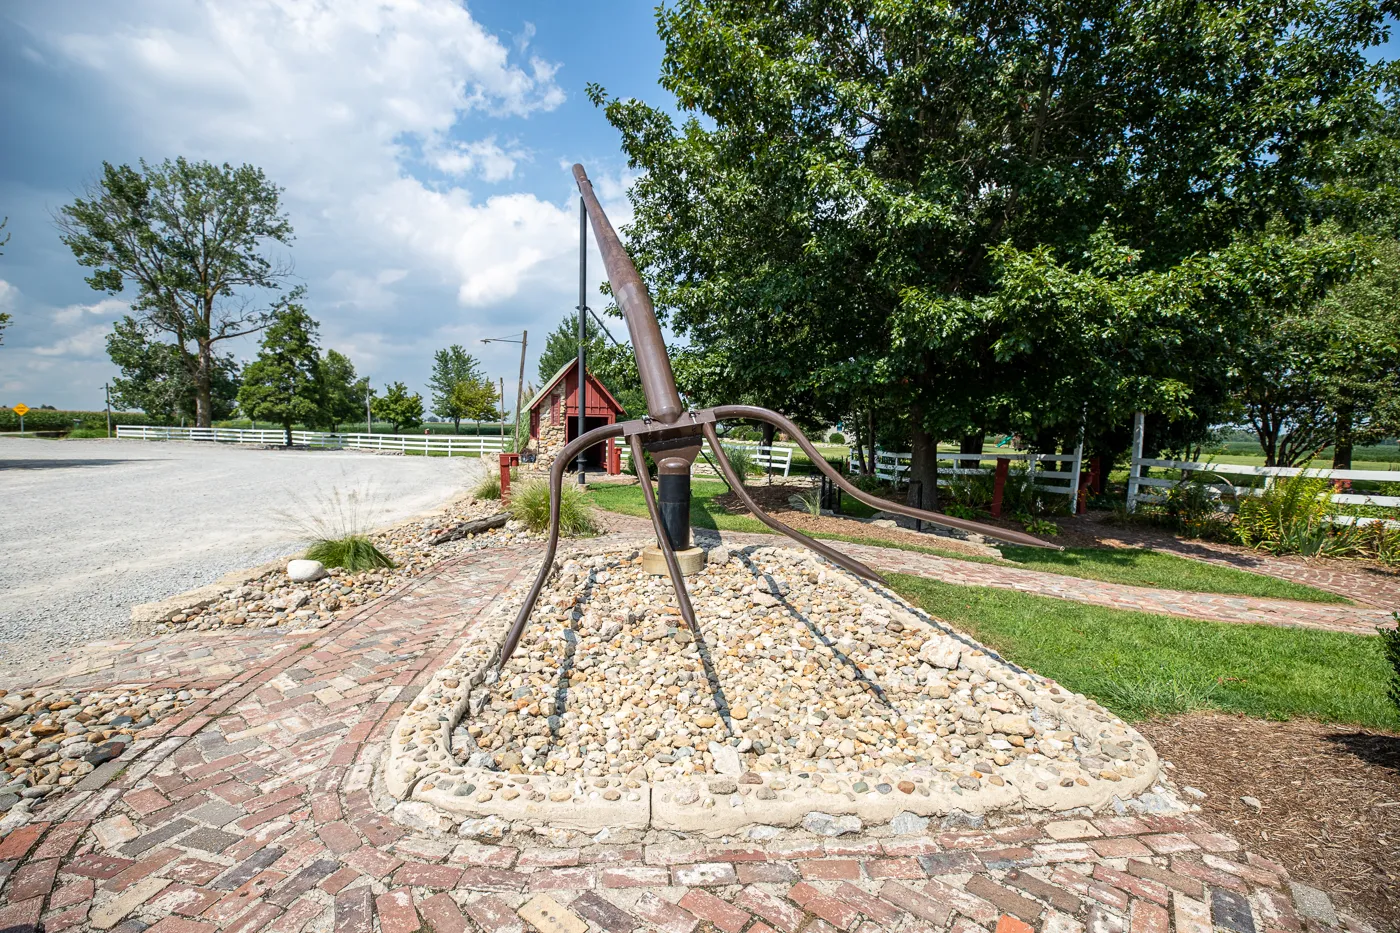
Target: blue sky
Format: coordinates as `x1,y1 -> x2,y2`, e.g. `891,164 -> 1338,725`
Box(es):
0,0 -> 671,412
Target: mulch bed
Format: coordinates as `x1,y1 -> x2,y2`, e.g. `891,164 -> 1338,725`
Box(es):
1138,713 -> 1400,930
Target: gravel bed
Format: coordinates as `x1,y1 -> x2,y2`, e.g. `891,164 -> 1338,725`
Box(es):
462,545 -> 1086,783
0,685 -> 202,824
0,438 -> 484,676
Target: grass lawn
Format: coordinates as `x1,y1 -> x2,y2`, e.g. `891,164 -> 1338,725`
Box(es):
885,574 -> 1400,730
586,480 -> 1347,604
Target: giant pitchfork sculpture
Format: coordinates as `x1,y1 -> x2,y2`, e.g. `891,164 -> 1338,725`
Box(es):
498,164 -> 1054,667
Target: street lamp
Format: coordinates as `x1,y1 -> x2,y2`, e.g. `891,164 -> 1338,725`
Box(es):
481,331 -> 528,453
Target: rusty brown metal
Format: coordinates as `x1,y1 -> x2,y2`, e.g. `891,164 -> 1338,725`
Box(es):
573,164 -> 684,427
713,404 -> 1057,550
499,421 -> 626,667
702,422 -> 887,582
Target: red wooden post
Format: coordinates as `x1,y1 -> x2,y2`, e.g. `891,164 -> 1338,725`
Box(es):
610,441 -> 621,475
991,457 -> 1010,517
499,452 -> 518,501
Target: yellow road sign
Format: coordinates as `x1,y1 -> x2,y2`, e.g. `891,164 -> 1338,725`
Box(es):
11,403 -> 28,417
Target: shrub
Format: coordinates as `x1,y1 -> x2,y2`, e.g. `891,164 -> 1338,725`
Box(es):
827,432 -> 846,444
853,472 -> 885,494
944,502 -> 983,520
473,470 -> 501,500
509,479 -> 597,536
721,444 -> 757,478
1381,615 -> 1400,713
1022,516 -> 1060,536
305,535 -> 394,571
946,471 -> 996,509
1236,471 -> 1337,554
796,489 -> 822,515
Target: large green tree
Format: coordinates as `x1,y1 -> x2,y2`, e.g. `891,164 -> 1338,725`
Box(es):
593,0 -> 1395,495
536,313 -> 647,418
237,304 -> 322,446
107,316 -> 240,423
373,381 -> 424,434
428,345 -> 488,432
58,158 -> 295,427
318,349 -> 368,432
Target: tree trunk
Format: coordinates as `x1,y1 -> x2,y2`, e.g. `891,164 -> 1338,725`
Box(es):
852,411 -> 870,475
867,409 -> 877,479
283,422 -> 292,447
908,411 -> 940,511
960,433 -> 985,455
454,416 -> 461,435
1332,405 -> 1354,470
195,339 -> 214,428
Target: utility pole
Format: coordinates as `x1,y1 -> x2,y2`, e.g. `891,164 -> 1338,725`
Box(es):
499,377 -> 505,440
104,383 -> 112,438
480,331 -> 528,453
576,195 -> 588,485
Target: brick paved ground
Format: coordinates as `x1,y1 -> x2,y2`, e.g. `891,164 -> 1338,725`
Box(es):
0,539 -> 1381,933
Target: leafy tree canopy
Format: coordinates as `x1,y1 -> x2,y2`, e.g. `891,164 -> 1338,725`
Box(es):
236,304 -> 321,445
536,313 -> 647,419
108,316 -> 240,423
373,381 -> 424,433
58,157 -> 295,426
428,345 -> 489,431
318,349 -> 367,432
592,0 -> 1396,488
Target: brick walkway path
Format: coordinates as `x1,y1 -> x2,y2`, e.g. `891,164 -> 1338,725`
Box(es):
0,540 -> 1378,933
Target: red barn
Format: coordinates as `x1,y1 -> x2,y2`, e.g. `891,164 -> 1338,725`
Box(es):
524,361 -> 625,474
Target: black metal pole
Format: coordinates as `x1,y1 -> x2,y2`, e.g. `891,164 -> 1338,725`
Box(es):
576,196 -> 587,484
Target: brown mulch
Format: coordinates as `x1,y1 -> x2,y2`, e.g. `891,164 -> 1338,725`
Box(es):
710,483 -> 1001,559
1139,714 -> 1400,930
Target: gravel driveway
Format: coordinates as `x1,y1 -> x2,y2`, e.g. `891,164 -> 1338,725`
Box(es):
0,437 -> 484,676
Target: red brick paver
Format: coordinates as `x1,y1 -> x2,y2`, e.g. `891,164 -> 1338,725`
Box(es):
0,539 -> 1380,933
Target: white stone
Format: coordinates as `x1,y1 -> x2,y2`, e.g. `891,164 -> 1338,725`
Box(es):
889,811 -> 930,835
801,811 -> 862,836
287,559 -> 328,582
394,800 -> 454,834
918,637 -> 962,669
711,743 -> 742,776
457,815 -> 509,842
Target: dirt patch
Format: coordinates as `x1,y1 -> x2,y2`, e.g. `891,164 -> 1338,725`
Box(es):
713,483 -> 1001,559
1138,713 -> 1400,930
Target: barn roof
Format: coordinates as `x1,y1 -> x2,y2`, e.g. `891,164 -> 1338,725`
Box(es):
524,360 -> 626,416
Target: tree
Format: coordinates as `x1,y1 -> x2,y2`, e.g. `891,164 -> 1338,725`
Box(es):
236,304 -> 322,446
537,313 -> 647,418
318,349 -> 366,432
107,316 -> 240,422
428,345 -> 488,432
592,0 -> 1393,496
448,378 -> 499,426
373,381 -> 424,433
58,157 -> 295,427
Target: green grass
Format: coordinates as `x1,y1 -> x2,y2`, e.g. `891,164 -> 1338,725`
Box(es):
994,546 -> 1348,603
585,480 -> 1346,604
886,574 -> 1400,729
305,535 -> 394,571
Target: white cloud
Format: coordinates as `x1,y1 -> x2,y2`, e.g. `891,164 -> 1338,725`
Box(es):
53,297 -> 129,326
428,137 -> 525,182
0,280 -> 16,310
34,324 -> 111,358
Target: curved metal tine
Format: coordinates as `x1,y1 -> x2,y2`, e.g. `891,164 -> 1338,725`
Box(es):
701,422 -> 886,583
498,423 -> 626,669
713,405 -> 1061,550
627,435 -> 700,632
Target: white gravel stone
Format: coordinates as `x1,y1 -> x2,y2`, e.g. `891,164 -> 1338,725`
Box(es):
287,559 -> 328,582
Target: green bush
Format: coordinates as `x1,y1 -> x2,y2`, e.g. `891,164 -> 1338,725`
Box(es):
852,472 -> 886,494
721,444 -> 758,478
827,432 -> 846,444
509,479 -> 597,536
305,535 -> 394,571
1236,471 -> 1337,554
1381,616 -> 1400,713
0,409 -> 163,432
473,471 -> 501,500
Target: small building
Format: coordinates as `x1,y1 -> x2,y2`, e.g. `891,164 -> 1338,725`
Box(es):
524,361 -> 625,474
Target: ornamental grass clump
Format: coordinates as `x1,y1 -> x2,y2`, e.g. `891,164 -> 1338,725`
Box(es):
509,479 -> 597,536
473,470 -> 501,500
305,535 -> 394,571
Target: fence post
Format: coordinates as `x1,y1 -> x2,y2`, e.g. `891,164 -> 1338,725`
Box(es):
1070,420 -> 1086,515
1126,412 -> 1145,512
991,457 -> 1010,517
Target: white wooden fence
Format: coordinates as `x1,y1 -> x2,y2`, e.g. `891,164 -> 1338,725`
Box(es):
854,448 -> 1084,504
1125,412 -> 1400,527
619,440 -> 793,477
115,424 -> 508,456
